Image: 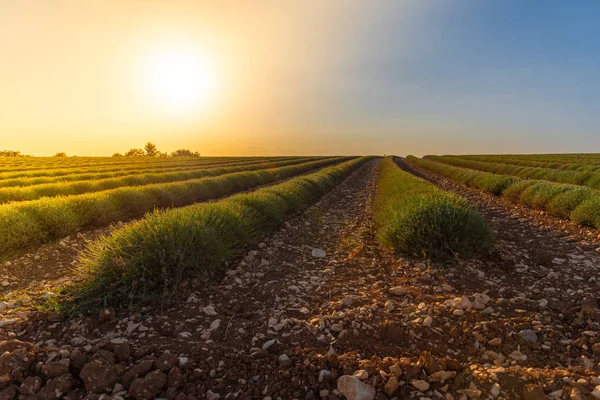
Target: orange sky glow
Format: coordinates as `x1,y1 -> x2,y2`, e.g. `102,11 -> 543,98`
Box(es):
2,1 -> 597,156
0,1 -> 379,155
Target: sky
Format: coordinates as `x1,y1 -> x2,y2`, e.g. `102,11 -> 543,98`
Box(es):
0,0 -> 599,156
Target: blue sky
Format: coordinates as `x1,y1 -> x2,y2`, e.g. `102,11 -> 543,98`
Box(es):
312,0 -> 600,154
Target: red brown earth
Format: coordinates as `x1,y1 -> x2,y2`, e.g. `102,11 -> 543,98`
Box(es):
1,159 -> 599,400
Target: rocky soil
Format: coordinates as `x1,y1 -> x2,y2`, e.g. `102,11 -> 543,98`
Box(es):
1,159 -> 599,400
0,228 -> 110,299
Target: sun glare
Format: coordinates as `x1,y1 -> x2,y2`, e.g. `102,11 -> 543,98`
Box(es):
141,44 -> 218,115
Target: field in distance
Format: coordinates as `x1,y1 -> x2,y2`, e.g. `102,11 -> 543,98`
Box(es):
0,153 -> 599,400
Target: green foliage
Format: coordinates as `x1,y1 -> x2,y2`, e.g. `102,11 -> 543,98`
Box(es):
546,187 -> 594,218
428,155 -> 600,188
0,156 -> 298,186
124,148 -> 145,157
518,182 -> 571,209
457,154 -> 600,172
0,157 -> 351,259
61,157 -> 373,310
0,209 -> 42,256
122,143 -> 201,158
571,195 -> 600,227
171,149 -> 200,157
410,155 -> 600,229
53,152 -> 67,157
144,142 -> 159,157
0,150 -> 27,157
502,180 -> 539,202
407,156 -> 518,195
0,157 -> 320,202
375,157 -> 492,261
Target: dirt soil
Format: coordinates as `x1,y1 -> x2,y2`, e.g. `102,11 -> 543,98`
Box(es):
1,159 -> 599,400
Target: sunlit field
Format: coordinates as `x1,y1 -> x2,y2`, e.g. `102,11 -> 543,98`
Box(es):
1,1 -> 600,399
2,151 -> 600,399
0,153 -> 346,257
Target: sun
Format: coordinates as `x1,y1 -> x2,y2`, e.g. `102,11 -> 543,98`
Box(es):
141,44 -> 218,115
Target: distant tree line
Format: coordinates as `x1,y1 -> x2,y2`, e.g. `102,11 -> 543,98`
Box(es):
1,143 -> 200,158
113,142 -> 200,157
0,150 -> 29,157
0,150 -> 66,157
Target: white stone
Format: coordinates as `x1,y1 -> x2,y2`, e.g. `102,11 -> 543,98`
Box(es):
0,319 -> 17,328
353,370 -> 369,380
179,357 -> 190,368
509,350 -> 527,361
337,375 -> 376,400
125,322 -> 141,335
312,248 -> 327,258
209,319 -> 221,331
262,339 -> 276,350
490,383 -> 501,398
203,306 -> 218,316
458,296 -> 472,309
412,380 -> 430,392
319,370 -> 332,382
278,354 -> 292,367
